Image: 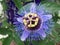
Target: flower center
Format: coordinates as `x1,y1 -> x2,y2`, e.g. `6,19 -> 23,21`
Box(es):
23,13 -> 41,30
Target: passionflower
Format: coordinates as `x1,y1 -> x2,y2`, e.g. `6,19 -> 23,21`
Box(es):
14,3 -> 54,41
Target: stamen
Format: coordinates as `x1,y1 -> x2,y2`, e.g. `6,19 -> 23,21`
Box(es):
23,13 -> 41,31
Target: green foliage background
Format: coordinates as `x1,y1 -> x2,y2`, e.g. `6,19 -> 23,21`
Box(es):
0,0 -> 60,45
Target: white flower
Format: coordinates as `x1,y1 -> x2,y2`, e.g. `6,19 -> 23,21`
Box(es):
0,34 -> 9,39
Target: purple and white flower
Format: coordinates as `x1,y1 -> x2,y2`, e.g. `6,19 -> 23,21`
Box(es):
14,3 -> 54,41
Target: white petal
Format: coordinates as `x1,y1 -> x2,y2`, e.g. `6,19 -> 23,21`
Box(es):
0,34 -> 8,39
3,34 -> 8,38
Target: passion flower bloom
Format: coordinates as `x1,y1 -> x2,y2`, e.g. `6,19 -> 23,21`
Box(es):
14,3 -> 54,41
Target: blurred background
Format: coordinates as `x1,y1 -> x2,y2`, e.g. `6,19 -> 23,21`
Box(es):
0,0 -> 60,45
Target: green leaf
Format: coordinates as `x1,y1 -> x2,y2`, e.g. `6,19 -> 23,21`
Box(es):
2,36 -> 13,45
1,0 -> 8,11
13,32 -> 24,45
2,20 -> 9,28
49,23 -> 60,43
55,23 -> 60,37
52,12 -> 59,22
0,28 -> 12,35
41,2 -> 60,13
31,37 -> 55,45
13,0 -> 32,9
13,0 -> 23,9
21,0 -> 32,2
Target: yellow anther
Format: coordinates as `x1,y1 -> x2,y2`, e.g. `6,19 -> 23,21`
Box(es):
23,13 -> 39,28
23,19 -> 27,26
